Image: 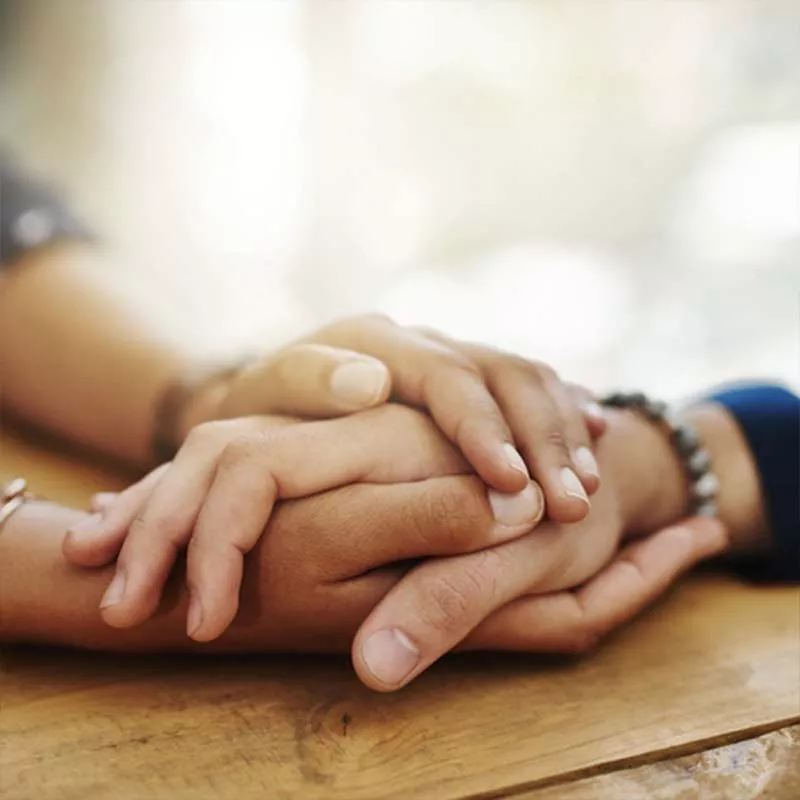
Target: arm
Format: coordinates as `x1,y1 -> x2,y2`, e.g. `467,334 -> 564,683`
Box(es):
0,243 -> 191,466
349,393 -> 780,690
0,395 -> 773,657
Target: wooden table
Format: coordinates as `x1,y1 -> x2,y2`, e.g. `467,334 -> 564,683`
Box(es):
2,429 -> 799,800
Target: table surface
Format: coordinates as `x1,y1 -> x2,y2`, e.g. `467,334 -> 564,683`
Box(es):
2,429 -> 799,800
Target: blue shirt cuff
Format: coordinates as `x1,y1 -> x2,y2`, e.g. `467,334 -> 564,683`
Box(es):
707,383 -> 799,581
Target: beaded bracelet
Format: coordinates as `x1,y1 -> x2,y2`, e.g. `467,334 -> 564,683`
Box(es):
0,478 -> 34,531
600,392 -> 719,518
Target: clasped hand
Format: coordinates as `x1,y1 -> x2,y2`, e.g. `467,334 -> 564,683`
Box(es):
64,316 -> 726,691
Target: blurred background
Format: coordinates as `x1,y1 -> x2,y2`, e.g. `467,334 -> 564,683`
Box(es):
2,0 -> 797,398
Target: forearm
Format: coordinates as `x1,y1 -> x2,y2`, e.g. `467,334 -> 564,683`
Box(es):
0,500 -> 373,653
0,502 -> 189,650
0,244 -> 192,466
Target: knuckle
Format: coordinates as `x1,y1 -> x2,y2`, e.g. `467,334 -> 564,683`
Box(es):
127,509 -> 182,553
531,360 -> 559,383
542,427 -> 571,458
416,480 -> 486,551
420,551 -> 504,638
374,402 -> 442,440
217,431 -> 276,471
343,312 -> 395,335
185,419 -> 240,448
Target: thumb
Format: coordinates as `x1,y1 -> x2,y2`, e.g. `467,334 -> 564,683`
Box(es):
219,344 -> 392,419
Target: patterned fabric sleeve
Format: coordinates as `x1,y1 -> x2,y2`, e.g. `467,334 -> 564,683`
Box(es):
708,383 -> 800,581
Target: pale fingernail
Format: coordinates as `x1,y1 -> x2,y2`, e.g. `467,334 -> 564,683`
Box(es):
330,359 -> 389,407
100,571 -> 126,609
560,467 -> 589,504
488,483 -> 543,528
584,400 -> 605,421
503,442 -> 530,477
573,446 -> 600,479
361,628 -> 420,687
91,492 -> 118,512
187,592 -> 204,639
68,513 -> 104,542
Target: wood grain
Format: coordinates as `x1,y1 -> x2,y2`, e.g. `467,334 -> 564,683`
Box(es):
2,432 -> 799,800
519,725 -> 800,800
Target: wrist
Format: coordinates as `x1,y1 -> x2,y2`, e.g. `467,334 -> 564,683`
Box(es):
151,362 -> 242,462
597,403 -> 769,557
598,409 -> 687,537
681,404 -> 769,558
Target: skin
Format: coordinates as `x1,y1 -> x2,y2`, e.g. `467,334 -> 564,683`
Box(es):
0,402 -> 767,692
0,243 -> 603,516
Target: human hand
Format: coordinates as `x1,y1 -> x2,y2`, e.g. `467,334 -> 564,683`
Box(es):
347,404 -> 719,690
0,475 -> 726,659
63,406 -> 543,643
184,315 -> 607,523
463,516 -> 728,653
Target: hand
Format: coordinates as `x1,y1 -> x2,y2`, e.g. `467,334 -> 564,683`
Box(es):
186,315 -> 607,523
464,516 -> 728,653
0,476 -> 727,658
63,406 -> 543,642
346,404 -> 712,690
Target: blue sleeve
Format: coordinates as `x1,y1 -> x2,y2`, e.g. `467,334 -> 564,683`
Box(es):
707,383 -> 799,581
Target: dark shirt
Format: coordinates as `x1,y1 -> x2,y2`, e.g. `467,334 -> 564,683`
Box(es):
0,154 -> 91,268
709,384 -> 800,581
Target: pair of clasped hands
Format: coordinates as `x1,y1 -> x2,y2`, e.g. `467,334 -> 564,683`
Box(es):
62,315 -> 726,691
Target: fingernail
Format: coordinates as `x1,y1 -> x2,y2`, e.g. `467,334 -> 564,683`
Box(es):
560,467 -> 589,504
187,592 -> 204,639
68,512 -> 104,542
361,628 -> 420,687
488,483 -> 543,528
100,571 -> 126,609
91,492 -> 118,512
503,443 -> 529,477
573,446 -> 600,479
584,400 -> 605,421
330,359 -> 389,407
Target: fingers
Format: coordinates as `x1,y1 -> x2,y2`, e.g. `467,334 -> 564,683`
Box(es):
185,417 -> 535,643
90,492 -> 119,514
311,316 -> 530,495
350,519 -> 570,691
221,343 -> 391,419
297,474 -> 545,584
546,375 -> 601,495
484,362 -> 593,524
97,429 -> 231,629
466,517 -> 729,653
91,408 -> 476,639
62,466 -> 167,567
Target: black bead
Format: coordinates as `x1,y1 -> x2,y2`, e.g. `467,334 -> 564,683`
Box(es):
626,392 -> 647,407
672,424 -> 700,455
643,399 -> 667,420
601,392 -> 628,407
